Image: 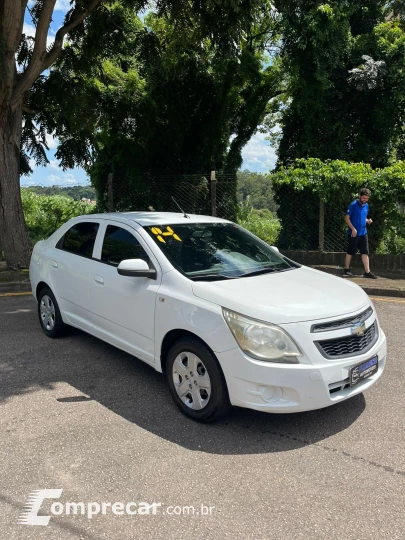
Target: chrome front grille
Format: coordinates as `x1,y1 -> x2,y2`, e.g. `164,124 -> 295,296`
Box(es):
311,307 -> 373,333
315,321 -> 378,359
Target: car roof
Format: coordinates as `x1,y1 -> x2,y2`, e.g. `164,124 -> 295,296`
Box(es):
82,212 -> 231,226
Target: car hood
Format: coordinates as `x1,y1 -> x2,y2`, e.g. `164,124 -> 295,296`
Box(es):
191,266 -> 369,324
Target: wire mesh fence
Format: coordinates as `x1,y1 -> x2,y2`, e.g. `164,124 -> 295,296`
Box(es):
20,173 -> 405,254
275,189 -> 321,251
104,174 -> 211,215
323,202 -> 348,252
96,171 -> 239,222
277,198 -> 400,254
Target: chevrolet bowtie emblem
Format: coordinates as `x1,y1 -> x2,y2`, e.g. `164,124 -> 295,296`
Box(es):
351,322 -> 366,336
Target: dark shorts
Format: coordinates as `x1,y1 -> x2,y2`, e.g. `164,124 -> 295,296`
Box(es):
347,234 -> 369,256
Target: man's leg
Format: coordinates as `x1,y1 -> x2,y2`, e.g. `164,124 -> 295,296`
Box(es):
344,236 -> 356,275
361,254 -> 370,273
360,235 -> 377,278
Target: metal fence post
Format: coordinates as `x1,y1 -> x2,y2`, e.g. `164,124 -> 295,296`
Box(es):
108,172 -> 114,212
319,199 -> 325,251
210,171 -> 217,217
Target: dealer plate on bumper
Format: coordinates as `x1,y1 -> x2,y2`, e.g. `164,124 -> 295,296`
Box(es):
350,356 -> 378,387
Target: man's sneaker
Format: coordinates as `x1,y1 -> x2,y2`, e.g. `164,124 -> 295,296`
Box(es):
363,272 -> 378,279
343,269 -> 353,277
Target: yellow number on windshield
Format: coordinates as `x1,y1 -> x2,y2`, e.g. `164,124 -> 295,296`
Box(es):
151,226 -> 181,243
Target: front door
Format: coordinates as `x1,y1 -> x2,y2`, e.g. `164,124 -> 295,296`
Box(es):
89,221 -> 161,365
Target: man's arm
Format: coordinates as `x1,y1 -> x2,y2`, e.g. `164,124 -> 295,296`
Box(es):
345,214 -> 357,237
366,208 -> 373,225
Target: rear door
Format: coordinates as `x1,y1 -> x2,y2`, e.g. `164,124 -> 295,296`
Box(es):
50,220 -> 102,332
89,221 -> 162,365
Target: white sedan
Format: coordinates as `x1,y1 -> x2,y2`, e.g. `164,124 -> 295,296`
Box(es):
29,212 -> 386,422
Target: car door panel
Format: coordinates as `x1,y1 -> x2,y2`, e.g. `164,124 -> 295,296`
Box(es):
89,221 -> 161,365
49,220 -> 101,332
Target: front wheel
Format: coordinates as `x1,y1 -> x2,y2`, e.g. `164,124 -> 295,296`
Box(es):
166,337 -> 231,422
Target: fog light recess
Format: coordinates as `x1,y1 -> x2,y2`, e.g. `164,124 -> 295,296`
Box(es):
261,386 -> 283,403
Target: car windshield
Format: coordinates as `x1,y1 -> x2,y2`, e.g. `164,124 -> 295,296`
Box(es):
144,222 -> 297,280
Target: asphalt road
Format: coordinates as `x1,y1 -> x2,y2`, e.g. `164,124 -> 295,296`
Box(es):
0,294 -> 404,540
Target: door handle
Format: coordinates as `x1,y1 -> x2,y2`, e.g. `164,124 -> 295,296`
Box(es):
51,261 -> 58,268
94,275 -> 104,285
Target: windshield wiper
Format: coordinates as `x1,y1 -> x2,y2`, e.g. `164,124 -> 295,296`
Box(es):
241,266 -> 297,278
190,274 -> 237,282
240,268 -> 279,278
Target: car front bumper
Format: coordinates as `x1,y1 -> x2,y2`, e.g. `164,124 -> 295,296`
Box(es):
216,329 -> 386,413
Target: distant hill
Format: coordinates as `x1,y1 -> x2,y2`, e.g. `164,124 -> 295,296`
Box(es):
24,185 -> 97,201
237,170 -> 278,212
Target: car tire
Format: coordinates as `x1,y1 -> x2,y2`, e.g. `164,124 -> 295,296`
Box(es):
37,287 -> 66,338
166,337 -> 232,422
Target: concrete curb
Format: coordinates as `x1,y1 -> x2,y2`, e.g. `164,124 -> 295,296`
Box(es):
0,282 -> 32,293
360,287 -> 405,298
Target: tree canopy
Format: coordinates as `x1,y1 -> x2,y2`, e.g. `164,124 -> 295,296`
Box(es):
27,1 -> 283,176
24,1 -> 284,210
1,0 -> 140,267
270,1 -> 405,168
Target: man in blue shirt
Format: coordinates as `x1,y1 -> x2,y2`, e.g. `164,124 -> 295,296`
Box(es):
343,188 -> 377,279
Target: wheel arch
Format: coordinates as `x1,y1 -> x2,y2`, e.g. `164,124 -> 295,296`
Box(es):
36,281 -> 51,300
159,329 -> 218,374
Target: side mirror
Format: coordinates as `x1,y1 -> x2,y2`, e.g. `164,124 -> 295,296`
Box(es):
117,259 -> 157,279
271,246 -> 280,252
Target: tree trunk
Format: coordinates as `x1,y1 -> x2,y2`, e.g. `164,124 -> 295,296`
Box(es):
0,101 -> 31,269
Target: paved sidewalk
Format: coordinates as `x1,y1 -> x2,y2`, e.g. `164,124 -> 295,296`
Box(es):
311,265 -> 405,298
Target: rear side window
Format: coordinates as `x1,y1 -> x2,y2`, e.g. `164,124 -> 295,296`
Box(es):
101,225 -> 149,266
57,222 -> 99,258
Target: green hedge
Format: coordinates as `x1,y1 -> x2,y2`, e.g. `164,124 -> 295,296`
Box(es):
272,159 -> 405,253
21,189 -> 94,245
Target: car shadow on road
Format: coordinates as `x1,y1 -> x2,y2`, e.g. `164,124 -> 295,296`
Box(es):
0,310 -> 367,455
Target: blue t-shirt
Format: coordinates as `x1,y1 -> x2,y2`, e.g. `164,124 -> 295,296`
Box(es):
346,200 -> 369,236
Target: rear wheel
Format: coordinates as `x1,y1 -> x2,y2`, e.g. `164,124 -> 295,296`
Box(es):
37,287 -> 66,338
166,337 -> 231,422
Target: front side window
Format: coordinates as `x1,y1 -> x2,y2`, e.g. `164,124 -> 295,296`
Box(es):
144,223 -> 297,280
58,222 -> 99,258
101,225 -> 149,266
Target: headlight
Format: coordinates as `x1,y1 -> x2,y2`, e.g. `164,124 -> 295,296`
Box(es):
222,308 -> 302,363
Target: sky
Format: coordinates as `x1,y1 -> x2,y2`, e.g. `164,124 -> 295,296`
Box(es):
20,5 -> 278,188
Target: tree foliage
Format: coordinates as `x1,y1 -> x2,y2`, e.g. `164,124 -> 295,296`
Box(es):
4,0 -> 405,268
272,158 -> 405,252
271,1 -> 405,168
237,197 -> 281,245
25,1 -> 284,212
21,190 -> 93,245
21,1 -> 147,174
0,0 -> 151,268
24,185 -> 97,200
237,170 -> 278,212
